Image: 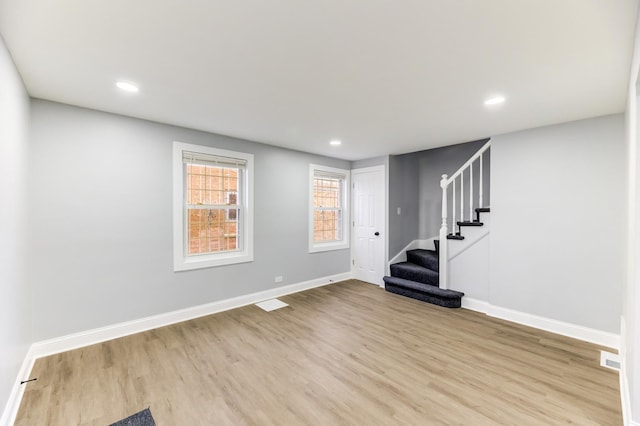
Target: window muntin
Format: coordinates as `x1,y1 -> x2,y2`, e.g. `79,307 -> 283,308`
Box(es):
309,165 -> 349,253
313,175 -> 343,242
185,161 -> 240,255
174,142 -> 253,271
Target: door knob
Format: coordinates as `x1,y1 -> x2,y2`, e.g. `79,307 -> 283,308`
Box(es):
374,232 -> 380,236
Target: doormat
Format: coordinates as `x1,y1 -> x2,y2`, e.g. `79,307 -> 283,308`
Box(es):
109,408 -> 155,426
255,298 -> 289,312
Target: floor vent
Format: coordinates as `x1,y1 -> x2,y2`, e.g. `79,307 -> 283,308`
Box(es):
255,298 -> 289,312
600,350 -> 620,371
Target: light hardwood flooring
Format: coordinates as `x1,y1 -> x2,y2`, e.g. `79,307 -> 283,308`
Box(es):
16,280 -> 621,425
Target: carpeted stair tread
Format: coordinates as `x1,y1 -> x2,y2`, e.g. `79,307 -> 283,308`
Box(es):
383,276 -> 464,308
406,249 -> 438,272
457,221 -> 484,226
447,234 -> 464,240
390,262 -> 438,286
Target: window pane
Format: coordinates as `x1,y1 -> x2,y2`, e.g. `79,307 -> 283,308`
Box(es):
185,163 -> 241,256
313,177 -> 341,209
186,164 -> 239,207
187,208 -> 239,255
314,209 -> 342,242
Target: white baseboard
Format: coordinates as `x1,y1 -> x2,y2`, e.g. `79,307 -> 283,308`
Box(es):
619,317 -> 639,426
461,297 -> 619,349
461,297 -> 490,312
0,353 -> 35,426
30,272 -> 351,359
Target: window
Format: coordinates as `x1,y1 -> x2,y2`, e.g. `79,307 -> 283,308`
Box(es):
173,142 -> 253,271
309,164 -> 350,253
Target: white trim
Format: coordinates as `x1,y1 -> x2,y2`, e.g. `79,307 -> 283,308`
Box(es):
173,141 -> 254,271
461,297 -> 619,349
621,371 -> 639,426
0,355 -> 35,426
384,157 -> 390,278
29,272 -> 351,359
461,297 -> 490,313
619,317 -> 639,426
351,165 -> 387,287
308,164 -> 350,253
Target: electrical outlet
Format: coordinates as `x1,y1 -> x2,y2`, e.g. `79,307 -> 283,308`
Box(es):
274,275 -> 283,283
397,207 -> 401,215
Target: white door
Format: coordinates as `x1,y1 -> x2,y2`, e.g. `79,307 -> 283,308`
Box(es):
352,165 -> 386,286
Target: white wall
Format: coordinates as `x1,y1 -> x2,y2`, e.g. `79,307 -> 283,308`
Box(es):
490,114 -> 626,334
0,36 -> 31,422
624,4 -> 640,423
28,100 -> 351,341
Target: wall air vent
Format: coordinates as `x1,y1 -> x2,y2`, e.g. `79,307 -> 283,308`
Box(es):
600,350 -> 620,371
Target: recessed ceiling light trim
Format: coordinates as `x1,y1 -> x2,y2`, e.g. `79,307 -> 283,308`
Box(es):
484,96 -> 505,106
116,81 -> 139,93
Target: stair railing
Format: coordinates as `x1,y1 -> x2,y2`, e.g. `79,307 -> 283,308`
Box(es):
439,140 -> 491,289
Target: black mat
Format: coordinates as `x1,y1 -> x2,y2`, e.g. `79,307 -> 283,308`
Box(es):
109,408 -> 155,426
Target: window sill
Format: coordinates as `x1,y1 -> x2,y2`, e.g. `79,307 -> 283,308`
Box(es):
174,251 -> 253,271
309,241 -> 349,253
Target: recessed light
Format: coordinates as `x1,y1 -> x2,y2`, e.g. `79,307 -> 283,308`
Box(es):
484,96 -> 505,106
329,140 -> 342,146
116,81 -> 139,93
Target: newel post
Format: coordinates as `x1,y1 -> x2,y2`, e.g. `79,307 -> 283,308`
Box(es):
439,174 -> 449,290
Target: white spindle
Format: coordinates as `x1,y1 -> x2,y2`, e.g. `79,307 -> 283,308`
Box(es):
460,170 -> 464,223
469,162 -> 473,221
479,153 -> 483,209
452,179 -> 456,233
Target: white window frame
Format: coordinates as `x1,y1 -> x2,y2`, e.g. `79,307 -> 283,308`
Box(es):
309,164 -> 350,253
173,141 -> 254,271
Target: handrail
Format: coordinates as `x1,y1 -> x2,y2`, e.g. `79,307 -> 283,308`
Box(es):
446,139 -> 491,184
439,139 -> 491,290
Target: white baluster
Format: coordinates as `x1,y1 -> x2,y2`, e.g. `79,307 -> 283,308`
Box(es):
439,174 -> 449,289
479,153 -> 484,209
452,179 -> 456,234
469,162 -> 473,221
460,169 -> 464,224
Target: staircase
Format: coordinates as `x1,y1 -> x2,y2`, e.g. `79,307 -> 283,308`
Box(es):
383,140 -> 491,309
383,240 -> 464,308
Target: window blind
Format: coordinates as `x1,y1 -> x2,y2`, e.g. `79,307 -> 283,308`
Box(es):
183,151 -> 247,168
314,169 -> 345,180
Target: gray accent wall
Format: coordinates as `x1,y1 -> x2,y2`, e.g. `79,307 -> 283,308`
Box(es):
29,100 -> 351,341
0,36 -> 31,420
388,153 -> 419,258
490,114 -> 625,333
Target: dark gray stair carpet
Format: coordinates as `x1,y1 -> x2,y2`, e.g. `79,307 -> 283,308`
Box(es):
389,262 -> 438,287
406,249 -> 439,272
383,276 -> 464,308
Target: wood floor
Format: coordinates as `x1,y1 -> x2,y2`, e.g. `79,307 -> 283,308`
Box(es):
16,280 -> 621,425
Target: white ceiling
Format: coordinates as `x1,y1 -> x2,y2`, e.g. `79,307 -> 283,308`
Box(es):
0,0 -> 637,160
